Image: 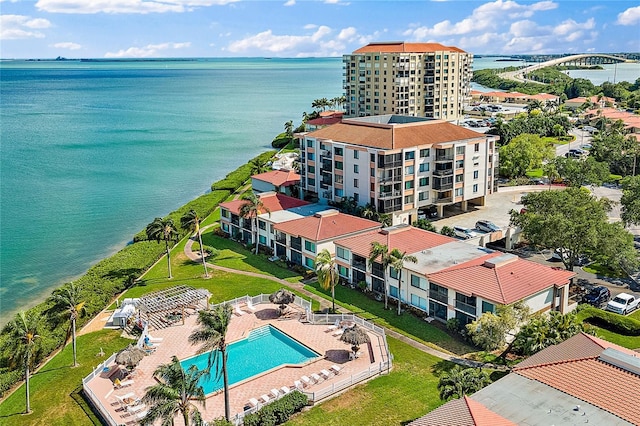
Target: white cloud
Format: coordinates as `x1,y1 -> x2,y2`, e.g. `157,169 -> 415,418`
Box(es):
284,0 -> 295,6
1,15 -> 51,40
104,41 -> 191,58
52,41 -> 82,50
617,6 -> 640,25
35,0 -> 239,14
403,0 -> 557,38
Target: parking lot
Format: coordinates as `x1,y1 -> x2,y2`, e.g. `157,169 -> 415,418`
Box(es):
430,185 -> 640,304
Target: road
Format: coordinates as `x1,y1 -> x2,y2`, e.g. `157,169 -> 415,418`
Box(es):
556,128 -> 593,157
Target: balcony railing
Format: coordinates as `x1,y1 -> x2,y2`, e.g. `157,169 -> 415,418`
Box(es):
352,260 -> 367,271
433,182 -> 453,191
379,175 -> 402,183
276,234 -> 286,244
435,154 -> 454,161
435,197 -> 453,204
455,301 -> 477,315
429,291 -> 448,304
433,168 -> 453,177
378,190 -> 402,199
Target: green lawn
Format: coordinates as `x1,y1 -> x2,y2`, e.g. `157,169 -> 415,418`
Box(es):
586,325 -> 640,349
304,282 -> 476,356
0,330 -> 130,426
287,337 -> 448,426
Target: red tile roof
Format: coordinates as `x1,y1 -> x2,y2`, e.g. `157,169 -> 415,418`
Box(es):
252,170 -> 301,187
307,120 -> 484,150
408,396 -> 516,426
306,116 -> 343,127
334,226 -> 456,257
219,193 -> 308,216
427,254 -> 575,305
353,42 -> 466,54
273,210 -> 380,242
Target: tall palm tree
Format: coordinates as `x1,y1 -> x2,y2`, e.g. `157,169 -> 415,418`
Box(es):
249,157 -> 270,175
284,120 -> 294,140
140,356 -> 207,426
181,209 -> 209,278
368,242 -> 392,309
438,366 -> 489,401
146,217 -> 179,279
316,249 -> 339,313
389,249 -> 418,316
51,282 -> 85,367
188,304 -> 233,421
238,192 -> 270,254
5,311 -> 42,413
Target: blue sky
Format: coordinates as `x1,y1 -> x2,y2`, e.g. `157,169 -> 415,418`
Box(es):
1,1 -> 639,59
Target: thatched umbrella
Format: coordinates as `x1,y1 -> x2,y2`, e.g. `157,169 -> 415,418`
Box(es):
115,344 -> 146,368
340,325 -> 371,358
269,288 -> 295,314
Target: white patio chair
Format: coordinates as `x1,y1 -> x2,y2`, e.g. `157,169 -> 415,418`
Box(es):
329,364 -> 341,375
249,397 -> 260,407
259,394 -> 270,404
270,388 -> 280,398
320,369 -> 332,379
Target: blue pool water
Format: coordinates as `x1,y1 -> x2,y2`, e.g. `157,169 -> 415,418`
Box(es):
180,325 -> 319,394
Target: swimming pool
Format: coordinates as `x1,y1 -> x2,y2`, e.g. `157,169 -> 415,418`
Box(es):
180,325 -> 320,394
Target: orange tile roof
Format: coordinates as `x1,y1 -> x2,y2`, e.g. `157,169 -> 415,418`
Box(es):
252,170 -> 301,187
427,254 -> 575,305
408,396 -> 516,426
353,42 -> 466,54
334,226 -> 456,257
273,210 -> 380,242
219,193 -> 308,216
319,110 -> 344,118
307,116 -> 343,127
307,120 -> 484,150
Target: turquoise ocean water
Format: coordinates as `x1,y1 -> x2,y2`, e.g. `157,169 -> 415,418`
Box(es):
1,57 -> 638,325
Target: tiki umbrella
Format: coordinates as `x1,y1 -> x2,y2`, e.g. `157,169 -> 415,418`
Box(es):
115,344 -> 146,368
340,325 -> 371,358
269,288 -> 295,313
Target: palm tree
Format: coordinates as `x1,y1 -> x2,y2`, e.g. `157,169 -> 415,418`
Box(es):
526,99 -> 544,113
146,217 -> 179,279
389,249 -> 418,315
437,366 -> 489,401
377,213 -> 392,227
181,209 -> 209,278
140,356 -> 207,426
51,282 -> 85,367
188,304 -> 233,421
284,120 -> 294,140
249,157 -> 270,175
316,249 -> 339,313
360,203 -> 376,219
5,311 -> 42,413
238,192 -> 270,254
368,242 -> 392,309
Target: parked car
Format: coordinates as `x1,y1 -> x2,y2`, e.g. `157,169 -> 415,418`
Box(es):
551,248 -> 589,265
582,286 -> 610,307
605,293 -> 640,315
475,220 -> 500,233
418,206 -> 438,220
453,226 -> 478,239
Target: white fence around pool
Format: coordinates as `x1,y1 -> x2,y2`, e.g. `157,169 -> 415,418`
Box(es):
82,353 -> 119,426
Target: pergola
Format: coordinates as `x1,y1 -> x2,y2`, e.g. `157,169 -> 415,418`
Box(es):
138,286 -> 210,330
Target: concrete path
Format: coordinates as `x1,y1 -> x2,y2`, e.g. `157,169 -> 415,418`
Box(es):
184,236 -> 508,370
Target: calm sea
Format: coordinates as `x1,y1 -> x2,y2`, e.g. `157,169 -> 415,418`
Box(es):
1,56 -> 638,325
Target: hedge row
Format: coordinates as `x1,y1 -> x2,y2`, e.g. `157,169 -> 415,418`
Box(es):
242,391 -> 308,426
211,151 -> 275,192
577,306 -> 640,336
0,151 -> 275,397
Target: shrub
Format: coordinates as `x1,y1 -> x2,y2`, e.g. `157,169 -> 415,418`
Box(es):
577,306 -> 640,336
208,418 -> 233,426
242,391 -> 308,426
446,318 -> 461,333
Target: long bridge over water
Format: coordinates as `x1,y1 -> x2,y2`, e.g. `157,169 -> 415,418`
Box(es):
499,53 -> 630,84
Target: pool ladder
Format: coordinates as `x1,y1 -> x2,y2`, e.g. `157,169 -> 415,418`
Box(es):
248,326 -> 271,341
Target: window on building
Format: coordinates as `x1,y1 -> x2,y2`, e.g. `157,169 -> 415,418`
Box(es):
405,165 -> 414,175
354,164 -> 359,173
370,153 -> 375,162
420,148 -> 430,158
405,180 -> 414,190
418,191 -> 429,201
419,177 -> 429,187
354,150 -> 359,159
336,246 -> 349,260
455,188 -> 463,196
335,161 -> 343,170
308,153 -> 315,161
338,265 -> 349,277
482,301 -> 495,314
354,193 -> 359,202
405,194 -> 414,204
221,209 -> 230,219
335,188 -> 344,197
354,179 -> 359,188
308,165 -> 315,173
307,140 -> 313,148
304,240 -> 316,253
334,147 -> 344,156
411,274 -> 427,290
455,160 -> 464,168
304,257 -> 315,268
419,163 -> 429,173
389,267 -> 399,279
307,177 -> 315,186
405,151 -> 415,160
474,143 -> 480,152
258,220 -> 266,230
473,184 -> 478,193
456,146 -> 465,155
455,174 -> 463,183
411,294 -> 427,311
473,170 -> 479,179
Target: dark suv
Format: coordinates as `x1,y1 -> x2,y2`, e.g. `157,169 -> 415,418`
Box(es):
582,286 -> 611,307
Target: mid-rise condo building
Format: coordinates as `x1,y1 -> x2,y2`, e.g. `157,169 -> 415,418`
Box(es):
343,42 -> 473,121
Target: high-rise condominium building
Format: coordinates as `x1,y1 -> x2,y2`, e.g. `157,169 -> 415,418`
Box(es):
300,115 -> 498,226
343,42 -> 473,121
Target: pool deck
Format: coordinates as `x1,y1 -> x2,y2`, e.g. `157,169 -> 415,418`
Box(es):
86,302 -> 388,423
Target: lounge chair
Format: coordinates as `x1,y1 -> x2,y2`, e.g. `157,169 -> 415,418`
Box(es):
332,328 -> 345,337
326,319 -> 340,331
320,369 -> 332,379
329,364 -> 341,375
127,403 -> 146,414
311,373 -> 322,383
234,305 -> 245,316
260,394 -> 270,404
249,397 -> 260,407
246,300 -> 257,312
270,388 -> 280,398
301,376 -> 312,387
136,410 -> 148,420
281,386 -> 291,395
293,380 -> 303,390
114,392 -> 135,406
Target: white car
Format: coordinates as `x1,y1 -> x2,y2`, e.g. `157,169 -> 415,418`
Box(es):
453,226 -> 478,239
605,293 -> 640,315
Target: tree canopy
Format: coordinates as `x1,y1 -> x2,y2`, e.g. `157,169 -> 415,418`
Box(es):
549,156 -> 610,187
620,176 -> 640,227
498,133 -> 554,178
466,301 -> 530,352
589,121 -> 639,177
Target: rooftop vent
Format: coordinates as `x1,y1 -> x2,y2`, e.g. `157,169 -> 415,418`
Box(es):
483,254 -> 518,269
598,348 -> 640,376
314,209 -> 340,217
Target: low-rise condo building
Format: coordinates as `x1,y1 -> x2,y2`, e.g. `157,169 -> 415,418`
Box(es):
343,42 -> 473,121
300,115 -> 498,225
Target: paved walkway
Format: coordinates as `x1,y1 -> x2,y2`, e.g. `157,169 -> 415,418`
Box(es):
184,235 -> 508,371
